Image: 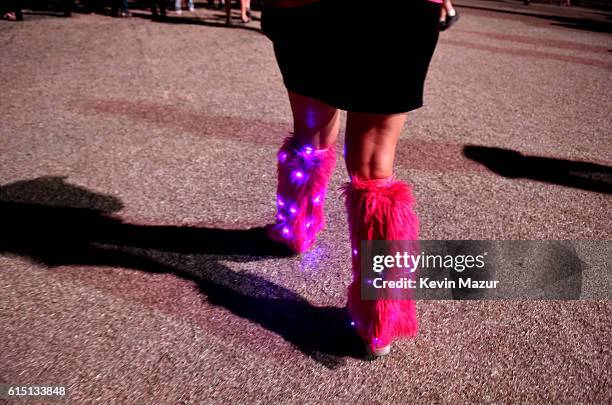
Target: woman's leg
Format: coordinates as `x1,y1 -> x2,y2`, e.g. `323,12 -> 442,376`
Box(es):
240,0 -> 249,21
288,91 -> 340,149
267,92 -> 340,253
344,112 -> 407,180
343,112 -> 419,356
440,0 -> 459,31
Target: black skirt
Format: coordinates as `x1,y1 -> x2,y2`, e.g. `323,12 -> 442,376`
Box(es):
261,0 -> 441,114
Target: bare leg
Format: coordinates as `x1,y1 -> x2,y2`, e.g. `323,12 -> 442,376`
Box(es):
240,0 -> 249,21
439,3 -> 447,22
288,91 -> 340,149
344,112 -> 407,179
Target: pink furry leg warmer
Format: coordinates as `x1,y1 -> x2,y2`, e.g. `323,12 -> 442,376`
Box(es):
267,136 -> 336,253
342,177 -> 420,352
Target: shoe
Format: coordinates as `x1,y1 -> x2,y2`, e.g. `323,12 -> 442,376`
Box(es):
440,11 -> 459,31
189,6 -> 195,11
153,11 -> 167,20
343,177 -> 420,355
119,10 -> 131,17
175,8 -> 182,15
267,136 -> 336,254
368,344 -> 391,357
2,12 -> 17,21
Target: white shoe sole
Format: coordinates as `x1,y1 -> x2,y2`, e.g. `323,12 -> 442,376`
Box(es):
368,344 -> 391,357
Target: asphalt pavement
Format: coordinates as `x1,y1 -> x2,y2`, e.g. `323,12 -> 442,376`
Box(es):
1,0 -> 611,403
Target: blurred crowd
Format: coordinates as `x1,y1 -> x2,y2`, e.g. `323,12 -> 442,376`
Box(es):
0,0 -> 581,25
1,0 -> 260,23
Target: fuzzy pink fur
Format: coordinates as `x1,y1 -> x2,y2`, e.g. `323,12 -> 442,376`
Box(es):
342,177 -> 420,351
268,136 -> 336,253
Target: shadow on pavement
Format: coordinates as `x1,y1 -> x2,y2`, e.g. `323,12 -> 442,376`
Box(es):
13,0 -> 262,31
463,145 -> 612,194
130,11 -> 263,33
0,176 -> 366,368
458,3 -> 612,34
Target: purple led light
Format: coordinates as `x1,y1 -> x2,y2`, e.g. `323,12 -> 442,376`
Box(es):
277,213 -> 285,221
282,227 -> 290,236
289,206 -> 297,214
277,197 -> 285,207
304,146 -> 313,155
350,321 -> 355,326
306,221 -> 312,228
291,170 -> 306,183
279,152 -> 288,162
352,249 -> 358,256
312,195 -> 321,204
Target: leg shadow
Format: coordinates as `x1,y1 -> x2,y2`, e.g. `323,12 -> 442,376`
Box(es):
463,145 -> 612,194
0,176 -> 366,368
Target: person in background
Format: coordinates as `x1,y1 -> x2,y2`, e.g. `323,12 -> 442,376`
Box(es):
150,0 -> 167,18
1,0 -> 22,21
111,0 -> 130,17
225,0 -> 251,24
242,0 -> 252,21
63,0 -> 73,16
439,0 -> 459,31
175,0 -> 195,14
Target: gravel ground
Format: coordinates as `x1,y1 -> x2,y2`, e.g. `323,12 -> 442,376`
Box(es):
1,0 -> 611,403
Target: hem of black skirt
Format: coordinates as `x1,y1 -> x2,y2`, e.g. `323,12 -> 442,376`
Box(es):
285,85 -> 424,114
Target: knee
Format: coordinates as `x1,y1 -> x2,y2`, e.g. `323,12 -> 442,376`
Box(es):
293,114 -> 339,150
345,153 -> 394,180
